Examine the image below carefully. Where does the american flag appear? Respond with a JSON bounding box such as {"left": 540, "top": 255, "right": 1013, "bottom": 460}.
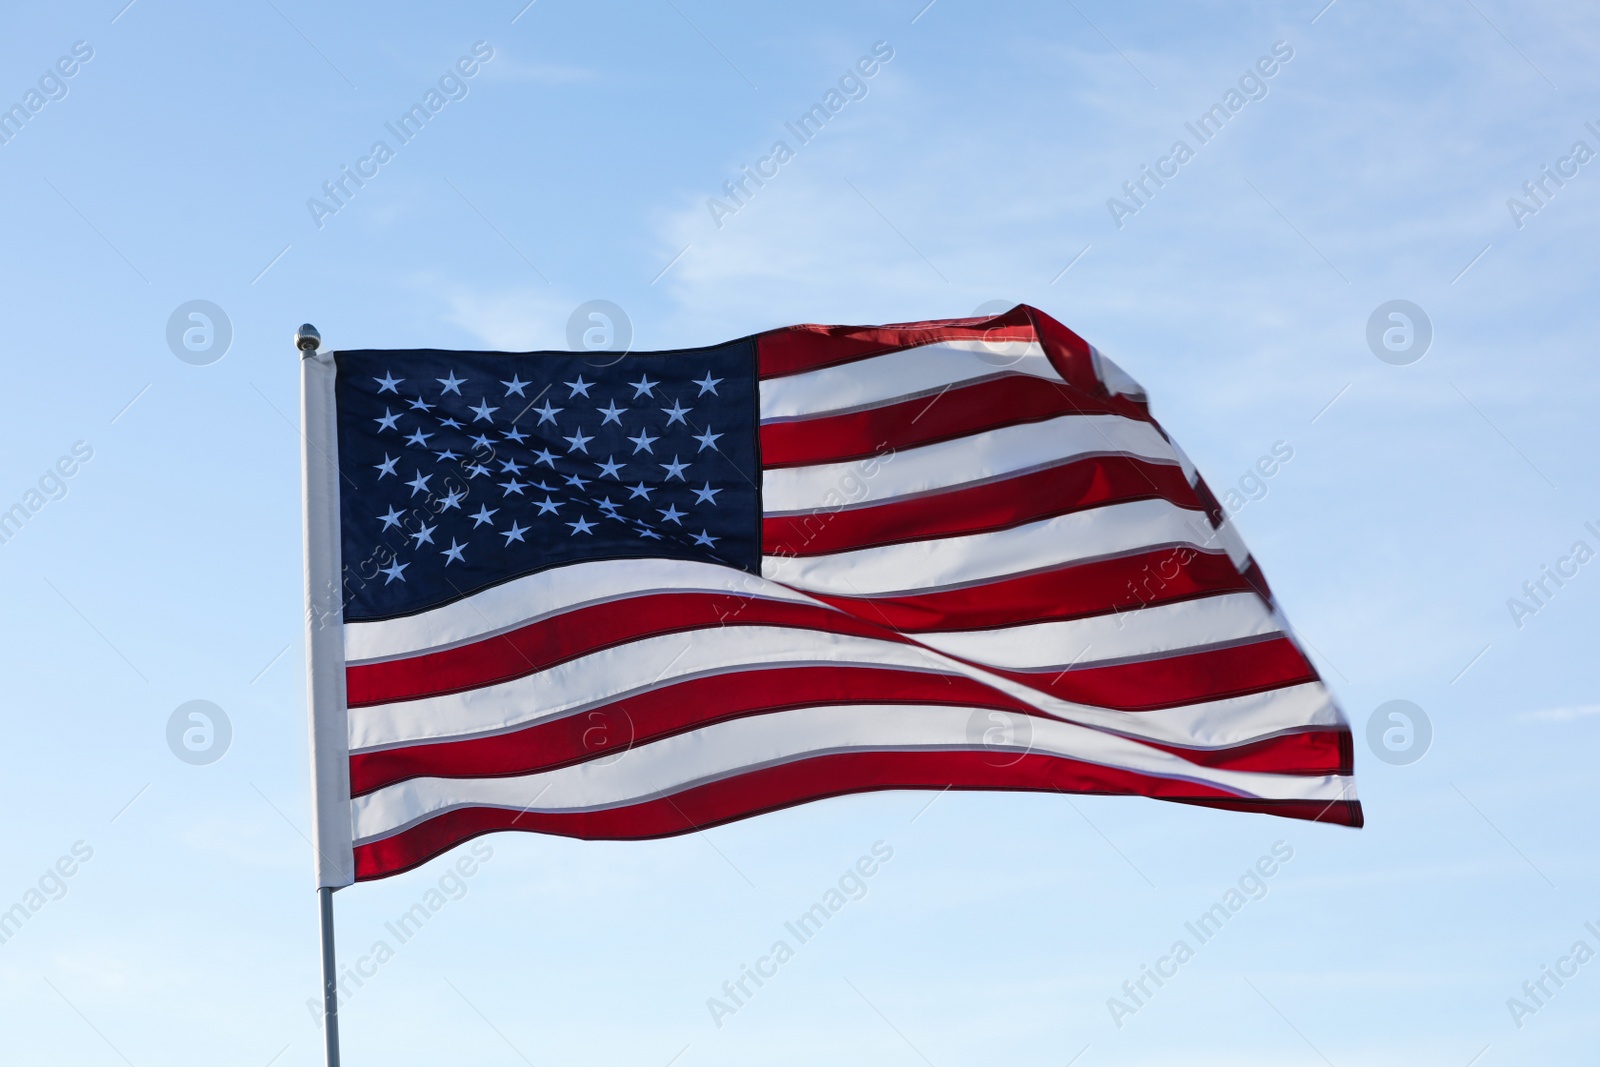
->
{"left": 309, "top": 305, "right": 1360, "bottom": 883}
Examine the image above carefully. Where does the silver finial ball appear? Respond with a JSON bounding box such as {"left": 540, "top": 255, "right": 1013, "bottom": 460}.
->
{"left": 295, "top": 324, "right": 322, "bottom": 352}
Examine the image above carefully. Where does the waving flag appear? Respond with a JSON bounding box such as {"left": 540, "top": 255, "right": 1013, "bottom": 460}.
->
{"left": 300, "top": 305, "right": 1360, "bottom": 886}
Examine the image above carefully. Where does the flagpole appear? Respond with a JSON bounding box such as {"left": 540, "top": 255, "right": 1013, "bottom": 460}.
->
{"left": 298, "top": 322, "right": 351, "bottom": 1067}
{"left": 318, "top": 885, "right": 341, "bottom": 1067}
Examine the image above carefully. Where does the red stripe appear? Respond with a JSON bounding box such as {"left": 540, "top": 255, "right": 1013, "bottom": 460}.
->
{"left": 1173, "top": 795, "right": 1363, "bottom": 828}
{"left": 349, "top": 535, "right": 1257, "bottom": 706}
{"left": 1143, "top": 726, "right": 1352, "bottom": 777}
{"left": 351, "top": 548, "right": 1264, "bottom": 708}
{"left": 755, "top": 305, "right": 1109, "bottom": 401}
{"left": 352, "top": 646, "right": 1345, "bottom": 795}
{"left": 350, "top": 581, "right": 1290, "bottom": 722}
{"left": 1190, "top": 473, "right": 1228, "bottom": 528}
{"left": 989, "top": 636, "right": 1318, "bottom": 711}
{"left": 756, "top": 313, "right": 1038, "bottom": 380}
{"left": 1241, "top": 558, "right": 1275, "bottom": 606}
{"left": 801, "top": 548, "right": 1255, "bottom": 631}
{"left": 347, "top": 593, "right": 893, "bottom": 708}
{"left": 763, "top": 456, "right": 1201, "bottom": 557}
{"left": 759, "top": 375, "right": 1153, "bottom": 468}
{"left": 351, "top": 666, "right": 1036, "bottom": 795}
{"left": 353, "top": 748, "right": 1361, "bottom": 880}
{"left": 1027, "top": 307, "right": 1107, "bottom": 396}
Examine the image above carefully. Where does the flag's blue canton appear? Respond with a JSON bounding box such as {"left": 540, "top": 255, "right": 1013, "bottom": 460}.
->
{"left": 334, "top": 344, "right": 760, "bottom": 621}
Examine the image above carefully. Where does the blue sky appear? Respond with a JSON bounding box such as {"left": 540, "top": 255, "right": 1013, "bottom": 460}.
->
{"left": 1, "top": 0, "right": 1597, "bottom": 1063}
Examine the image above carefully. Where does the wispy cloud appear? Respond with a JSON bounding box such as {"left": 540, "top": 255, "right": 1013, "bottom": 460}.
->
{"left": 1517, "top": 703, "right": 1600, "bottom": 723}
{"left": 479, "top": 59, "right": 597, "bottom": 85}
{"left": 441, "top": 285, "right": 577, "bottom": 350}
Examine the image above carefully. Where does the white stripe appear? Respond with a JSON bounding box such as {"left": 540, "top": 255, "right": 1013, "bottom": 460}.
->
{"left": 916, "top": 592, "right": 1278, "bottom": 670}
{"left": 352, "top": 626, "right": 960, "bottom": 751}
{"left": 1090, "top": 347, "right": 1146, "bottom": 402}
{"left": 762, "top": 414, "right": 1178, "bottom": 515}
{"left": 350, "top": 622, "right": 1314, "bottom": 755}
{"left": 1116, "top": 682, "right": 1342, "bottom": 749}
{"left": 344, "top": 525, "right": 1251, "bottom": 665}
{"left": 1166, "top": 438, "right": 1202, "bottom": 488}
{"left": 351, "top": 703, "right": 1356, "bottom": 844}
{"left": 1208, "top": 517, "right": 1251, "bottom": 569}
{"left": 759, "top": 339, "right": 1063, "bottom": 422}
{"left": 344, "top": 558, "right": 821, "bottom": 663}
{"left": 763, "top": 497, "right": 1244, "bottom": 597}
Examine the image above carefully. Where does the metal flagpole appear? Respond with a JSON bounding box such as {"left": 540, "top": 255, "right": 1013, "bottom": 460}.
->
{"left": 298, "top": 322, "right": 352, "bottom": 1067}
{"left": 317, "top": 885, "right": 341, "bottom": 1067}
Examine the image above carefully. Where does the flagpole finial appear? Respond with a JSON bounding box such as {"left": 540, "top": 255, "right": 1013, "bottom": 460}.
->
{"left": 296, "top": 323, "right": 322, "bottom": 355}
